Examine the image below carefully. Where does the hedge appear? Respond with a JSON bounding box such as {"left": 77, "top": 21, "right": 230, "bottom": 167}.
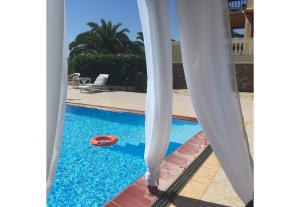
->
{"left": 69, "top": 54, "right": 147, "bottom": 91}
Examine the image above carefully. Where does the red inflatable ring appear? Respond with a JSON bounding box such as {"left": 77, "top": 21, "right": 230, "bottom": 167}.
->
{"left": 90, "top": 135, "right": 118, "bottom": 146}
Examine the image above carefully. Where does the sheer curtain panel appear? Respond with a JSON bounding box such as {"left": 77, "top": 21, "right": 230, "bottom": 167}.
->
{"left": 46, "top": 0, "right": 67, "bottom": 194}
{"left": 137, "top": 0, "right": 173, "bottom": 187}
{"left": 138, "top": 0, "right": 253, "bottom": 203}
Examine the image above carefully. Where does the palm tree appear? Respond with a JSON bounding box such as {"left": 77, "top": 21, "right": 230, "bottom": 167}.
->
{"left": 69, "top": 19, "right": 131, "bottom": 59}
{"left": 135, "top": 32, "right": 144, "bottom": 47}
{"left": 134, "top": 32, "right": 177, "bottom": 46}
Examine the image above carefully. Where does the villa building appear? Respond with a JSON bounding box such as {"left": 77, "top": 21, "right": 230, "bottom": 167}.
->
{"left": 172, "top": 0, "right": 254, "bottom": 92}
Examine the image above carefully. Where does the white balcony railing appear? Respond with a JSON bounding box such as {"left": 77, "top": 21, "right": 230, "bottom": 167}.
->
{"left": 172, "top": 38, "right": 253, "bottom": 64}
{"left": 232, "top": 38, "right": 253, "bottom": 56}
{"left": 232, "top": 38, "right": 253, "bottom": 63}
{"left": 228, "top": 0, "right": 247, "bottom": 10}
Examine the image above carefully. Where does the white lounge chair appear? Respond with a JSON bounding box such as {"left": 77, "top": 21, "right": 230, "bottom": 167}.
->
{"left": 67, "top": 73, "right": 81, "bottom": 88}
{"left": 79, "top": 74, "right": 109, "bottom": 93}
{"left": 68, "top": 73, "right": 80, "bottom": 81}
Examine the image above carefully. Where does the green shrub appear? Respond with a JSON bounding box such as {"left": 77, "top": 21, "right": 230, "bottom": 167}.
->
{"left": 69, "top": 54, "right": 147, "bottom": 91}
{"left": 136, "top": 72, "right": 147, "bottom": 92}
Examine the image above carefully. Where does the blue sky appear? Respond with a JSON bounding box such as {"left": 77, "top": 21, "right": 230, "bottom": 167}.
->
{"left": 66, "top": 0, "right": 244, "bottom": 44}
{"left": 66, "top": 0, "right": 180, "bottom": 43}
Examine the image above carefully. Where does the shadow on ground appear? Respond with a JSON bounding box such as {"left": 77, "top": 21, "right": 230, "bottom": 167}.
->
{"left": 170, "top": 195, "right": 230, "bottom": 207}
{"left": 154, "top": 190, "right": 230, "bottom": 207}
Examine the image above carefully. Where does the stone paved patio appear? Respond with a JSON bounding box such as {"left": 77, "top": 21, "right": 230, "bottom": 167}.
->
{"left": 67, "top": 87, "right": 253, "bottom": 207}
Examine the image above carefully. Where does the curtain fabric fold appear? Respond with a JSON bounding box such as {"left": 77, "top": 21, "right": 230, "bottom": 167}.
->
{"left": 138, "top": 0, "right": 253, "bottom": 203}
{"left": 46, "top": 0, "right": 67, "bottom": 193}
{"left": 175, "top": 0, "right": 253, "bottom": 203}
{"left": 137, "top": 0, "right": 173, "bottom": 187}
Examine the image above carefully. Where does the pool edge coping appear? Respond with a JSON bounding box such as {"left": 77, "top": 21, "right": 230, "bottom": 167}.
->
{"left": 66, "top": 102, "right": 198, "bottom": 122}
{"left": 103, "top": 132, "right": 210, "bottom": 207}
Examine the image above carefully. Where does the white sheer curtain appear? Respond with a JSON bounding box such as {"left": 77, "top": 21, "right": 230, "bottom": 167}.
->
{"left": 138, "top": 0, "right": 253, "bottom": 204}
{"left": 175, "top": 0, "right": 253, "bottom": 203}
{"left": 137, "top": 0, "right": 173, "bottom": 187}
{"left": 46, "top": 0, "right": 67, "bottom": 193}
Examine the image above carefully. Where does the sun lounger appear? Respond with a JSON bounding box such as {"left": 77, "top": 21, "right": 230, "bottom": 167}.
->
{"left": 78, "top": 74, "right": 109, "bottom": 93}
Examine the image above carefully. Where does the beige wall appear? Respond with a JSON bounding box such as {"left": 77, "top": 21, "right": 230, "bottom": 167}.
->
{"left": 244, "top": 17, "right": 252, "bottom": 38}
{"left": 247, "top": 0, "right": 253, "bottom": 9}
{"left": 245, "top": 0, "right": 254, "bottom": 38}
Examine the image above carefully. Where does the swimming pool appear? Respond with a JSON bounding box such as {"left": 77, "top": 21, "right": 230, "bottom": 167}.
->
{"left": 47, "top": 105, "right": 201, "bottom": 207}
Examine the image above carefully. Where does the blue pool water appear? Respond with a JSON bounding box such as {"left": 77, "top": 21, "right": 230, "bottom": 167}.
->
{"left": 47, "top": 105, "right": 201, "bottom": 207}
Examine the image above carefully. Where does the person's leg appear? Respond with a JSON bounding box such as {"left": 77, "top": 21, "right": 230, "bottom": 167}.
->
{"left": 175, "top": 0, "right": 253, "bottom": 203}
{"left": 137, "top": 0, "right": 173, "bottom": 192}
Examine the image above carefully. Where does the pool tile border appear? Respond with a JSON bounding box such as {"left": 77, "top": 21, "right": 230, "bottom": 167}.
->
{"left": 104, "top": 132, "right": 209, "bottom": 207}
{"left": 66, "top": 102, "right": 198, "bottom": 122}
{"left": 66, "top": 102, "right": 209, "bottom": 207}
